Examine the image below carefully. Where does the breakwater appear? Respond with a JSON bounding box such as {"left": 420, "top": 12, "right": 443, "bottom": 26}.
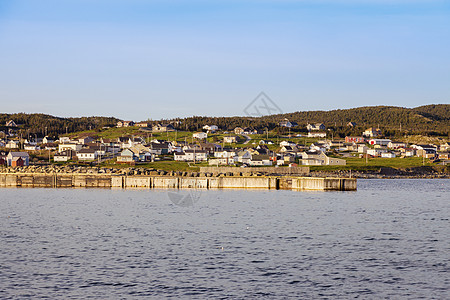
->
{"left": 0, "top": 172, "right": 356, "bottom": 191}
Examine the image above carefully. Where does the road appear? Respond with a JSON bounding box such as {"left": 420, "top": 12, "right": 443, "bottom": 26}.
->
{"left": 242, "top": 134, "right": 251, "bottom": 144}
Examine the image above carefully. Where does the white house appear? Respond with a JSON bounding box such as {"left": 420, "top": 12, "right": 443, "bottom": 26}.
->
{"left": 234, "top": 150, "right": 252, "bottom": 164}
{"left": 24, "top": 144, "right": 40, "bottom": 151}
{"left": 367, "top": 148, "right": 387, "bottom": 157}
{"left": 388, "top": 141, "right": 406, "bottom": 149}
{"left": 214, "top": 149, "right": 236, "bottom": 158}
{"left": 54, "top": 150, "right": 76, "bottom": 162}
{"left": 280, "top": 120, "right": 299, "bottom": 128}
{"left": 280, "top": 141, "right": 297, "bottom": 147}
{"left": 369, "top": 139, "right": 391, "bottom": 146}
{"left": 224, "top": 136, "right": 239, "bottom": 143}
{"left": 363, "top": 128, "right": 382, "bottom": 138}
{"left": 249, "top": 155, "right": 272, "bottom": 166}
{"left": 193, "top": 132, "right": 208, "bottom": 139}
{"left": 76, "top": 149, "right": 97, "bottom": 161}
{"left": 5, "top": 140, "right": 20, "bottom": 149}
{"left": 307, "top": 123, "right": 326, "bottom": 131}
{"left": 307, "top": 132, "right": 326, "bottom": 138}
{"left": 117, "top": 149, "right": 138, "bottom": 163}
{"left": 300, "top": 150, "right": 346, "bottom": 166}
{"left": 59, "top": 137, "right": 71, "bottom": 143}
{"left": 202, "top": 125, "right": 219, "bottom": 132}
{"left": 174, "top": 150, "right": 208, "bottom": 161}
{"left": 381, "top": 152, "right": 396, "bottom": 158}
{"left": 358, "top": 145, "right": 369, "bottom": 153}
{"left": 209, "top": 157, "right": 235, "bottom": 166}
{"left": 59, "top": 143, "right": 82, "bottom": 152}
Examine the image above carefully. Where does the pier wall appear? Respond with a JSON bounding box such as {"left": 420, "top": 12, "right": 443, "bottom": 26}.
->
{"left": 0, "top": 173, "right": 356, "bottom": 191}
{"left": 200, "top": 166, "right": 310, "bottom": 175}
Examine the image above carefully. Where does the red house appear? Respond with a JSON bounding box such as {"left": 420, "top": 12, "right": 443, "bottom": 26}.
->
{"left": 11, "top": 157, "right": 24, "bottom": 167}
{"left": 345, "top": 136, "right": 366, "bottom": 143}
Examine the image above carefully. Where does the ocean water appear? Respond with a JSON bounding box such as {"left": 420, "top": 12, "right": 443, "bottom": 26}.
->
{"left": 0, "top": 179, "right": 448, "bottom": 299}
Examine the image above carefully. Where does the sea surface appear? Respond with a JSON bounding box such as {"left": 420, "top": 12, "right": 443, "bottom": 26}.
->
{"left": 0, "top": 179, "right": 449, "bottom": 299}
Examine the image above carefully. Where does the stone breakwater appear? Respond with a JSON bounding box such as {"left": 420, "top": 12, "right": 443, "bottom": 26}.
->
{"left": 0, "top": 166, "right": 356, "bottom": 191}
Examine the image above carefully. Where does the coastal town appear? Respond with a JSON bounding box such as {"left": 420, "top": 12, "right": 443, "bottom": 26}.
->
{"left": 1, "top": 119, "right": 449, "bottom": 177}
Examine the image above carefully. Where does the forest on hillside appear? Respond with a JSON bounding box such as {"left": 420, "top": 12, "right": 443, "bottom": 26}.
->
{"left": 171, "top": 104, "right": 450, "bottom": 138}
{"left": 0, "top": 113, "right": 119, "bottom": 138}
{"left": 1, "top": 105, "right": 449, "bottom": 139}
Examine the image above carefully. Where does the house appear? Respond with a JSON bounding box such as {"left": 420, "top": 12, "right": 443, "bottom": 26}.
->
{"left": 209, "top": 157, "right": 235, "bottom": 166}
{"left": 300, "top": 150, "right": 346, "bottom": 166}
{"left": 280, "top": 141, "right": 297, "bottom": 147}
{"left": 381, "top": 152, "right": 396, "bottom": 158}
{"left": 79, "top": 136, "right": 95, "bottom": 145}
{"left": 117, "top": 137, "right": 133, "bottom": 149}
{"left": 244, "top": 128, "right": 260, "bottom": 135}
{"left": 234, "top": 127, "right": 244, "bottom": 134}
{"left": 54, "top": 150, "right": 76, "bottom": 162}
{"left": 400, "top": 148, "right": 416, "bottom": 157}
{"left": 76, "top": 148, "right": 97, "bottom": 161}
{"left": 202, "top": 125, "right": 219, "bottom": 132}
{"left": 345, "top": 136, "right": 366, "bottom": 143}
{"left": 131, "top": 137, "right": 145, "bottom": 146}
{"left": 307, "top": 123, "right": 326, "bottom": 131}
{"left": 234, "top": 150, "right": 252, "bottom": 164}
{"left": 152, "top": 123, "right": 175, "bottom": 132}
{"left": 310, "top": 142, "right": 329, "bottom": 152}
{"left": 363, "top": 127, "right": 382, "bottom": 138}
{"left": 224, "top": 136, "right": 240, "bottom": 143}
{"left": 5, "top": 120, "right": 18, "bottom": 127}
{"left": 279, "top": 119, "right": 298, "bottom": 128}
{"left": 439, "top": 143, "right": 450, "bottom": 151}
{"left": 42, "top": 136, "right": 54, "bottom": 144}
{"left": 258, "top": 140, "right": 273, "bottom": 145}
{"left": 117, "top": 121, "right": 135, "bottom": 127}
{"left": 200, "top": 142, "right": 221, "bottom": 154}
{"left": 174, "top": 150, "right": 208, "bottom": 162}
{"left": 347, "top": 122, "right": 357, "bottom": 127}
{"left": 438, "top": 151, "right": 450, "bottom": 160}
{"left": 388, "top": 141, "right": 406, "bottom": 149}
{"left": 369, "top": 139, "right": 391, "bottom": 146}
{"left": 136, "top": 122, "right": 150, "bottom": 128}
{"left": 214, "top": 149, "right": 236, "bottom": 158}
{"left": 59, "top": 143, "right": 83, "bottom": 152}
{"left": 6, "top": 152, "right": 30, "bottom": 166}
{"left": 249, "top": 155, "right": 272, "bottom": 166}
{"left": 24, "top": 144, "right": 40, "bottom": 151}
{"left": 5, "top": 140, "right": 20, "bottom": 149}
{"left": 412, "top": 145, "right": 438, "bottom": 158}
{"left": 367, "top": 148, "right": 387, "bottom": 157}
{"left": 149, "top": 142, "right": 171, "bottom": 155}
{"left": 280, "top": 145, "right": 295, "bottom": 153}
{"left": 358, "top": 144, "right": 369, "bottom": 153}
{"left": 86, "top": 143, "right": 107, "bottom": 156}
{"left": 59, "top": 137, "right": 71, "bottom": 143}
{"left": 117, "top": 149, "right": 138, "bottom": 163}
{"left": 307, "top": 132, "right": 326, "bottom": 138}
{"left": 193, "top": 132, "right": 208, "bottom": 139}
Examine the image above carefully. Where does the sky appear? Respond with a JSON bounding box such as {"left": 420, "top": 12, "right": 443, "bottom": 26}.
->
{"left": 0, "top": 0, "right": 449, "bottom": 121}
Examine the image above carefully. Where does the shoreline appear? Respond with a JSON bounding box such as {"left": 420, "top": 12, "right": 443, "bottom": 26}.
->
{"left": 0, "top": 165, "right": 448, "bottom": 179}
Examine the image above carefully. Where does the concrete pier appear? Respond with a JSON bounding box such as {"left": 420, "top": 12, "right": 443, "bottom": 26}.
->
{"left": 0, "top": 172, "right": 356, "bottom": 191}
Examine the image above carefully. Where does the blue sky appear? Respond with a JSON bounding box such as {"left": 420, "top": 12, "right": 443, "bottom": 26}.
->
{"left": 0, "top": 0, "right": 449, "bottom": 120}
